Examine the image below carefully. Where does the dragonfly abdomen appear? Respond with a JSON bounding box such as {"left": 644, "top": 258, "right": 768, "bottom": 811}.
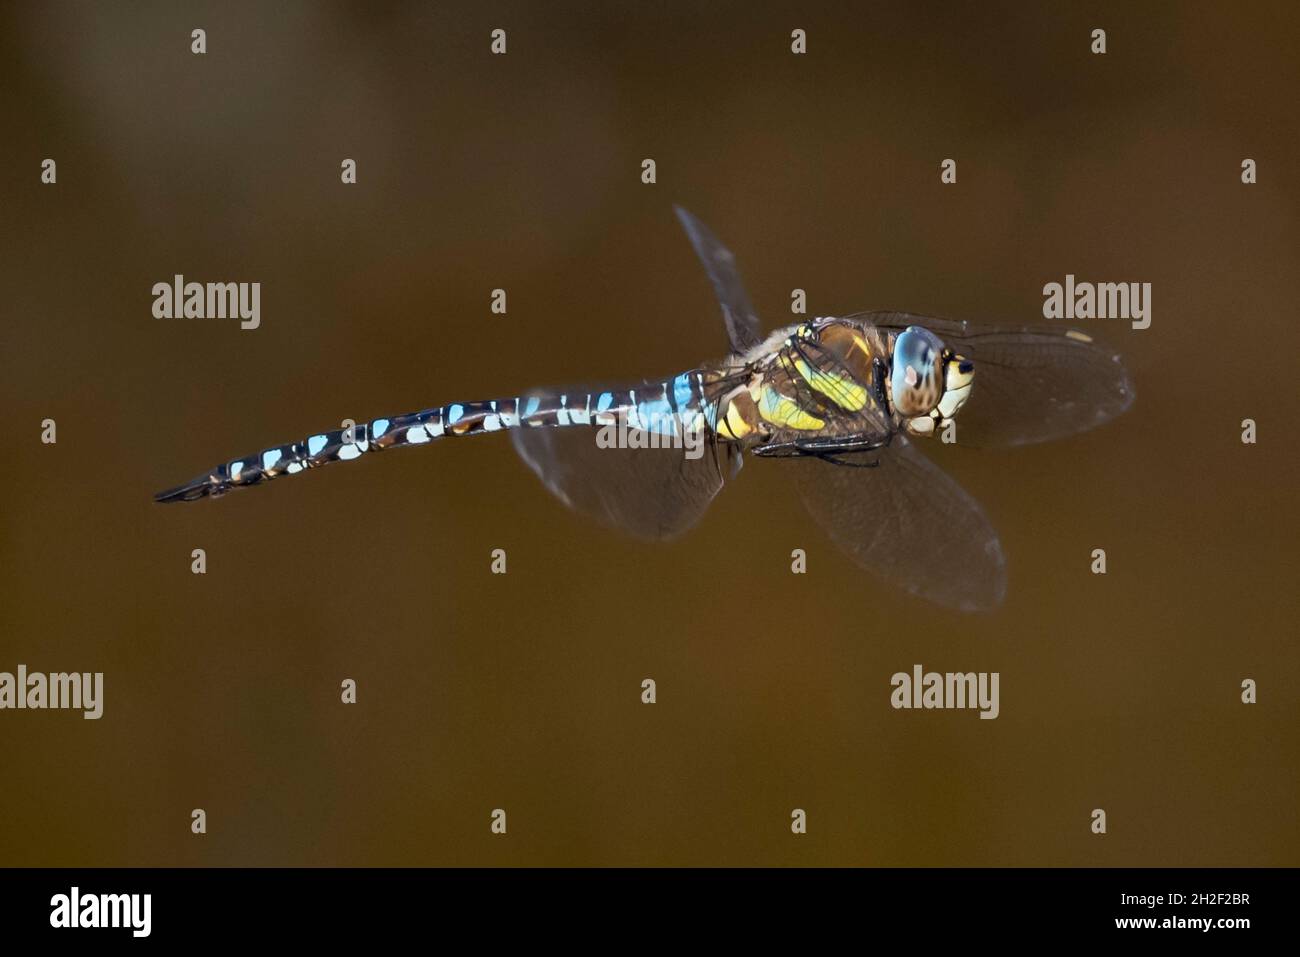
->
{"left": 154, "top": 373, "right": 714, "bottom": 503}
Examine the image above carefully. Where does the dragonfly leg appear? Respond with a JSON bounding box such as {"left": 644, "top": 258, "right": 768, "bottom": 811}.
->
{"left": 753, "top": 431, "right": 894, "bottom": 460}
{"left": 813, "top": 451, "right": 882, "bottom": 468}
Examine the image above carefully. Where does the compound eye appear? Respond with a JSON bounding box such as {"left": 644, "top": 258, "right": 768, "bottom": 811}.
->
{"left": 891, "top": 327, "right": 944, "bottom": 415}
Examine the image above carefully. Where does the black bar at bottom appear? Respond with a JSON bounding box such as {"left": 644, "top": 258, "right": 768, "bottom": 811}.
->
{"left": 0, "top": 867, "right": 1288, "bottom": 943}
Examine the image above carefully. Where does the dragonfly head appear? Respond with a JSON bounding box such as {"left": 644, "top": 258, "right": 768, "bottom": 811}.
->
{"left": 890, "top": 326, "right": 975, "bottom": 437}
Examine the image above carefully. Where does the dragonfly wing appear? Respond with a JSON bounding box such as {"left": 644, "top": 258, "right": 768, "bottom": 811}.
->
{"left": 674, "top": 205, "right": 764, "bottom": 355}
{"left": 850, "top": 311, "right": 1135, "bottom": 447}
{"left": 512, "top": 404, "right": 739, "bottom": 542}
{"left": 794, "top": 435, "right": 1006, "bottom": 612}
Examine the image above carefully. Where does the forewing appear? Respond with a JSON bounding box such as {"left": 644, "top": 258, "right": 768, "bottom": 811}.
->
{"left": 794, "top": 435, "right": 1006, "bottom": 612}
{"left": 674, "top": 205, "right": 764, "bottom": 355}
{"left": 851, "top": 311, "right": 1135, "bottom": 447}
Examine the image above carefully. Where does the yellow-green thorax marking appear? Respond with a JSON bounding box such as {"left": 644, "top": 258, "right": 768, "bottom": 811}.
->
{"left": 713, "top": 319, "right": 887, "bottom": 443}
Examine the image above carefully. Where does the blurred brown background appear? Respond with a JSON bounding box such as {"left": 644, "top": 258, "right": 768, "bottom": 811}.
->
{"left": 1, "top": 1, "right": 1296, "bottom": 866}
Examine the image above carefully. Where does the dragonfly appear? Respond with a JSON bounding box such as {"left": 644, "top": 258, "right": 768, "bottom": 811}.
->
{"left": 156, "top": 206, "right": 1134, "bottom": 611}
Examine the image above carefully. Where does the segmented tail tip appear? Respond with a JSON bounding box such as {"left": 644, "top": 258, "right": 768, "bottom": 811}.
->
{"left": 154, "top": 474, "right": 224, "bottom": 503}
